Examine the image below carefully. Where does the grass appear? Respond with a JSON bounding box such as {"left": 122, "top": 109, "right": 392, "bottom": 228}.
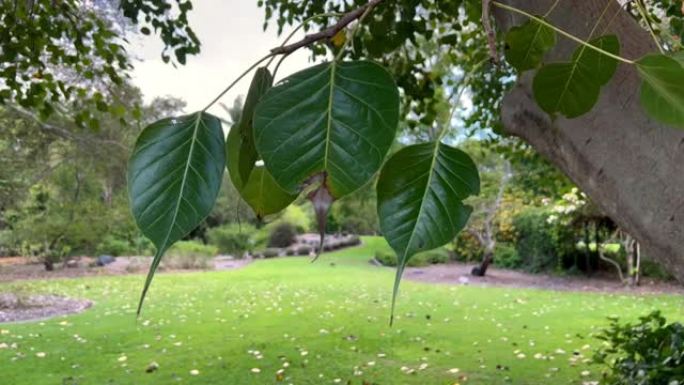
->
{"left": 0, "top": 236, "right": 683, "bottom": 385}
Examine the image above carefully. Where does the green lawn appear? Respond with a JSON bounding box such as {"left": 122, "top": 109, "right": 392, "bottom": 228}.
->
{"left": 1, "top": 237, "right": 683, "bottom": 385}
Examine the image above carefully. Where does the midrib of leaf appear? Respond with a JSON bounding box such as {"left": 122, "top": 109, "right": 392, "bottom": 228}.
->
{"left": 137, "top": 112, "right": 203, "bottom": 315}
{"left": 554, "top": 47, "right": 586, "bottom": 112}
{"left": 323, "top": 61, "right": 337, "bottom": 172}
{"left": 390, "top": 141, "right": 441, "bottom": 325}
{"left": 521, "top": 23, "right": 545, "bottom": 66}
{"left": 639, "top": 66, "right": 684, "bottom": 116}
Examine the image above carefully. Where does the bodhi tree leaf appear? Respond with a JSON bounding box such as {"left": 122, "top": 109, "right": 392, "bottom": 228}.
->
{"left": 226, "top": 124, "right": 297, "bottom": 220}
{"left": 377, "top": 142, "right": 480, "bottom": 323}
{"left": 236, "top": 67, "right": 273, "bottom": 184}
{"left": 504, "top": 17, "right": 557, "bottom": 72}
{"left": 533, "top": 35, "right": 620, "bottom": 118}
{"left": 253, "top": 60, "right": 399, "bottom": 251}
{"left": 254, "top": 61, "right": 399, "bottom": 197}
{"left": 240, "top": 166, "right": 298, "bottom": 220}
{"left": 128, "top": 112, "right": 225, "bottom": 314}
{"left": 637, "top": 54, "right": 684, "bottom": 128}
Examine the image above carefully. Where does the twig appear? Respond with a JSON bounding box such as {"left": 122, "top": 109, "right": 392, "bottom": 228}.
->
{"left": 482, "top": 0, "right": 499, "bottom": 63}
{"left": 270, "top": 0, "right": 385, "bottom": 56}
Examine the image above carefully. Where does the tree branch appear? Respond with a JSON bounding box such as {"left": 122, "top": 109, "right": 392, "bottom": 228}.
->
{"left": 270, "top": 0, "right": 385, "bottom": 56}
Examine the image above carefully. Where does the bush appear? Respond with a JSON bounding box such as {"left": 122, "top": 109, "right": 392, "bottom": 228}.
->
{"left": 296, "top": 245, "right": 312, "bottom": 256}
{"left": 163, "top": 241, "right": 217, "bottom": 270}
{"left": 512, "top": 207, "right": 561, "bottom": 272}
{"left": 263, "top": 248, "right": 281, "bottom": 258}
{"left": 207, "top": 224, "right": 255, "bottom": 258}
{"left": 268, "top": 223, "right": 297, "bottom": 248}
{"left": 374, "top": 248, "right": 449, "bottom": 267}
{"left": 95, "top": 235, "right": 132, "bottom": 257}
{"left": 594, "top": 311, "right": 684, "bottom": 384}
{"left": 494, "top": 243, "right": 522, "bottom": 269}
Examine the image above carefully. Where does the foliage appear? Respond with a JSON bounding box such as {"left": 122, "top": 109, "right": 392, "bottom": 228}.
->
{"left": 511, "top": 207, "right": 560, "bottom": 273}
{"left": 268, "top": 222, "right": 298, "bottom": 248}
{"left": 493, "top": 242, "right": 522, "bottom": 269}
{"left": 206, "top": 223, "right": 256, "bottom": 258}
{"left": 262, "top": 248, "right": 281, "bottom": 258}
{"left": 95, "top": 236, "right": 133, "bottom": 257}
{"left": 374, "top": 248, "right": 449, "bottom": 268}
{"left": 164, "top": 240, "right": 217, "bottom": 270}
{"left": 594, "top": 311, "right": 684, "bottom": 384}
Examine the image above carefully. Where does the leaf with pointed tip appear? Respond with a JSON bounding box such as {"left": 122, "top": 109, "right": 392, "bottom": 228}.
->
{"left": 253, "top": 60, "right": 400, "bottom": 199}
{"left": 504, "top": 17, "right": 556, "bottom": 72}
{"left": 128, "top": 111, "right": 225, "bottom": 314}
{"left": 377, "top": 142, "right": 479, "bottom": 323}
{"left": 533, "top": 35, "right": 620, "bottom": 118}
{"left": 637, "top": 54, "right": 684, "bottom": 128}
{"left": 240, "top": 166, "right": 298, "bottom": 219}
{"left": 236, "top": 67, "right": 273, "bottom": 184}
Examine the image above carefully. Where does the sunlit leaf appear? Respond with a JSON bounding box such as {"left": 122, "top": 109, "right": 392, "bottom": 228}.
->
{"left": 128, "top": 111, "right": 225, "bottom": 314}
{"left": 377, "top": 142, "right": 479, "bottom": 323}
{"left": 637, "top": 54, "right": 684, "bottom": 128}
{"left": 504, "top": 17, "right": 556, "bottom": 72}
{"left": 240, "top": 166, "right": 298, "bottom": 219}
{"left": 236, "top": 68, "right": 273, "bottom": 184}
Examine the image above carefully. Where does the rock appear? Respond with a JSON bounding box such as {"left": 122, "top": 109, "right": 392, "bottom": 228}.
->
{"left": 146, "top": 361, "right": 159, "bottom": 373}
{"left": 65, "top": 259, "right": 79, "bottom": 268}
{"left": 96, "top": 255, "right": 115, "bottom": 266}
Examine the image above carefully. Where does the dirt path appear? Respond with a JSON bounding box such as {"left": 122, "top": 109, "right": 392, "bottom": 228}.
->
{"left": 404, "top": 262, "right": 684, "bottom": 295}
{"left": 0, "top": 256, "right": 252, "bottom": 283}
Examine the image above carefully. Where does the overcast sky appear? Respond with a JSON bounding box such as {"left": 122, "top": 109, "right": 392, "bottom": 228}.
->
{"left": 129, "top": 0, "right": 312, "bottom": 118}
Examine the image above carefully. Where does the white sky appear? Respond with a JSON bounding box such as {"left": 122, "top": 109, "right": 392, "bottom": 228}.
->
{"left": 129, "top": 0, "right": 312, "bottom": 119}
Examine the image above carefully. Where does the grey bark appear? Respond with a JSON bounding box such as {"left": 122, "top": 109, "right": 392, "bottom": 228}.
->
{"left": 494, "top": 0, "right": 684, "bottom": 282}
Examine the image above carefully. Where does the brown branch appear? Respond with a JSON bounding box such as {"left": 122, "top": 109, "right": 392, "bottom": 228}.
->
{"left": 270, "top": 0, "right": 385, "bottom": 56}
{"left": 482, "top": 0, "right": 499, "bottom": 63}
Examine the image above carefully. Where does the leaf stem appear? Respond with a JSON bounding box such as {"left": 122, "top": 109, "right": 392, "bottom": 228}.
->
{"left": 202, "top": 53, "right": 274, "bottom": 112}
{"left": 635, "top": 0, "right": 664, "bottom": 54}
{"left": 491, "top": 1, "right": 635, "bottom": 65}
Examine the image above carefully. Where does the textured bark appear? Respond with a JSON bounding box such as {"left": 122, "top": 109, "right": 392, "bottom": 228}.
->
{"left": 494, "top": 0, "right": 684, "bottom": 281}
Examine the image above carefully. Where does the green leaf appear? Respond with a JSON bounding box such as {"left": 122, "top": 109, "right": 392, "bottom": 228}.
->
{"left": 226, "top": 124, "right": 244, "bottom": 190}
{"left": 504, "top": 17, "right": 557, "bottom": 72}
{"left": 236, "top": 67, "right": 273, "bottom": 184}
{"left": 637, "top": 54, "right": 684, "bottom": 128}
{"left": 226, "top": 125, "right": 297, "bottom": 219}
{"left": 571, "top": 35, "right": 620, "bottom": 85}
{"left": 533, "top": 35, "right": 620, "bottom": 118}
{"left": 253, "top": 60, "right": 400, "bottom": 199}
{"left": 377, "top": 142, "right": 479, "bottom": 323}
{"left": 240, "top": 166, "right": 298, "bottom": 220}
{"left": 128, "top": 112, "right": 225, "bottom": 314}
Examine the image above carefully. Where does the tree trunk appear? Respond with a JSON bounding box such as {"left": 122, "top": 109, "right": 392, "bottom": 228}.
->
{"left": 494, "top": 0, "right": 684, "bottom": 282}
{"left": 472, "top": 250, "right": 494, "bottom": 277}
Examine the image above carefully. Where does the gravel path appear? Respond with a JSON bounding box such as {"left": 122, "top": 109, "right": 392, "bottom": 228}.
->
{"left": 403, "top": 262, "right": 684, "bottom": 295}
{"left": 0, "top": 293, "right": 92, "bottom": 323}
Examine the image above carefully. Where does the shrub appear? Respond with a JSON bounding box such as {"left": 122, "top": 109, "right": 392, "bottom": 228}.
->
{"left": 163, "top": 241, "right": 217, "bottom": 270}
{"left": 268, "top": 223, "right": 297, "bottom": 248}
{"left": 207, "top": 223, "right": 255, "bottom": 258}
{"left": 296, "top": 245, "right": 312, "bottom": 256}
{"left": 285, "top": 247, "right": 296, "bottom": 256}
{"left": 263, "top": 248, "right": 281, "bottom": 258}
{"left": 95, "top": 235, "right": 132, "bottom": 257}
{"left": 512, "top": 207, "right": 559, "bottom": 272}
{"left": 494, "top": 243, "right": 522, "bottom": 269}
{"left": 594, "top": 311, "right": 684, "bottom": 384}
{"left": 374, "top": 249, "right": 448, "bottom": 267}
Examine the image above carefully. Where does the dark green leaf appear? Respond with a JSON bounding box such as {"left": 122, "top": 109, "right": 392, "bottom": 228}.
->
{"left": 128, "top": 112, "right": 225, "bottom": 314}
{"left": 637, "top": 54, "right": 684, "bottom": 129}
{"left": 533, "top": 35, "right": 620, "bottom": 118}
{"left": 236, "top": 68, "right": 273, "bottom": 184}
{"left": 504, "top": 17, "right": 556, "bottom": 72}
{"left": 377, "top": 142, "right": 479, "bottom": 323}
{"left": 253, "top": 61, "right": 400, "bottom": 199}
